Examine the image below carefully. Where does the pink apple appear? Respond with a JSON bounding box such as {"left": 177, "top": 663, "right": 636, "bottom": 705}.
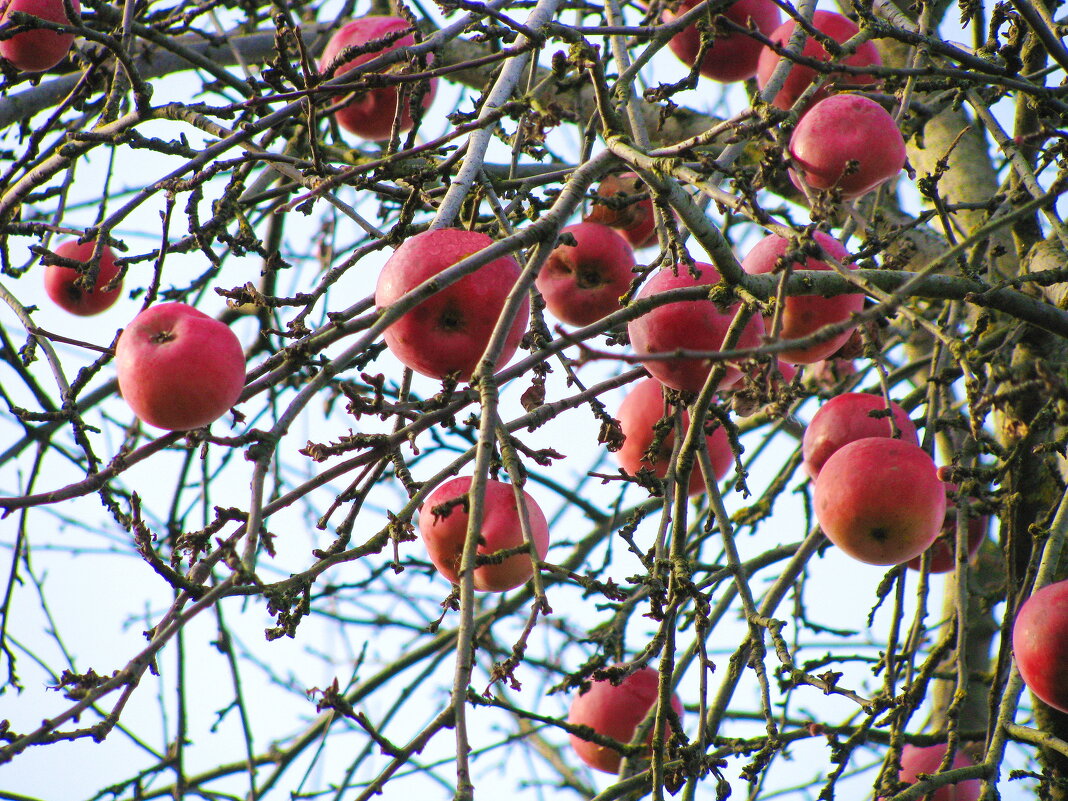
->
{"left": 568, "top": 666, "right": 684, "bottom": 774}
{"left": 375, "top": 228, "right": 528, "bottom": 381}
{"left": 628, "top": 263, "right": 766, "bottom": 393}
{"left": 0, "top": 0, "right": 79, "bottom": 73}
{"left": 1013, "top": 578, "right": 1068, "bottom": 714}
{"left": 535, "top": 222, "right": 635, "bottom": 327}
{"left": 905, "top": 484, "right": 987, "bottom": 574}
{"left": 814, "top": 437, "right": 945, "bottom": 566}
{"left": 663, "top": 0, "right": 781, "bottom": 83}
{"left": 319, "top": 15, "right": 437, "bottom": 141}
{"left": 418, "top": 476, "right": 549, "bottom": 593}
{"left": 614, "top": 377, "right": 732, "bottom": 495}
{"left": 43, "top": 239, "right": 122, "bottom": 316}
{"left": 756, "top": 10, "right": 881, "bottom": 111}
{"left": 584, "top": 173, "right": 658, "bottom": 250}
{"left": 115, "top": 303, "right": 246, "bottom": 431}
{"left": 802, "top": 392, "right": 917, "bottom": 478}
{"left": 789, "top": 94, "right": 906, "bottom": 199}
{"left": 895, "top": 744, "right": 982, "bottom": 801}
{"left": 741, "top": 231, "right": 864, "bottom": 364}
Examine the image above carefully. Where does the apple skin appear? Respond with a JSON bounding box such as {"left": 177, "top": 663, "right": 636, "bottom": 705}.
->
{"left": 0, "top": 0, "right": 79, "bottom": 73}
{"left": 535, "top": 222, "right": 635, "bottom": 327}
{"left": 789, "top": 94, "right": 906, "bottom": 200}
{"left": 905, "top": 484, "right": 987, "bottom": 574}
{"left": 756, "top": 10, "right": 881, "bottom": 111}
{"left": 615, "top": 377, "right": 732, "bottom": 495}
{"left": 115, "top": 303, "right": 246, "bottom": 431}
{"left": 43, "top": 239, "right": 122, "bottom": 316}
{"left": 814, "top": 437, "right": 945, "bottom": 566}
{"left": 319, "top": 16, "right": 437, "bottom": 141}
{"left": 802, "top": 392, "right": 917, "bottom": 479}
{"left": 375, "top": 228, "right": 528, "bottom": 381}
{"left": 584, "top": 173, "right": 658, "bottom": 250}
{"left": 627, "top": 263, "right": 766, "bottom": 394}
{"left": 663, "top": 0, "right": 781, "bottom": 83}
{"left": 418, "top": 476, "right": 549, "bottom": 593}
{"left": 568, "top": 666, "right": 684, "bottom": 774}
{"left": 741, "top": 232, "right": 863, "bottom": 364}
{"left": 893, "top": 744, "right": 982, "bottom": 801}
{"left": 1013, "top": 578, "right": 1068, "bottom": 714}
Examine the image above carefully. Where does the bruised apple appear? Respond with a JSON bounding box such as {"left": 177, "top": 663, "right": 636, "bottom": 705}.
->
{"left": 44, "top": 239, "right": 122, "bottom": 316}
{"left": 116, "top": 303, "right": 246, "bottom": 431}
{"left": 319, "top": 15, "right": 437, "bottom": 140}
{"left": 905, "top": 484, "right": 987, "bottom": 574}
{"left": 814, "top": 437, "right": 945, "bottom": 566}
{"left": 627, "top": 264, "right": 766, "bottom": 393}
{"left": 615, "top": 377, "right": 732, "bottom": 495}
{"left": 741, "top": 231, "right": 863, "bottom": 364}
{"left": 1013, "top": 578, "right": 1068, "bottom": 714}
{"left": 0, "top": 0, "right": 79, "bottom": 73}
{"left": 663, "top": 0, "right": 781, "bottom": 83}
{"left": 802, "top": 392, "right": 917, "bottom": 478}
{"left": 375, "top": 228, "right": 528, "bottom": 381}
{"left": 418, "top": 476, "right": 549, "bottom": 592}
{"left": 789, "top": 94, "right": 907, "bottom": 200}
{"left": 535, "top": 222, "right": 635, "bottom": 326}
{"left": 584, "top": 173, "right": 657, "bottom": 249}
{"left": 756, "top": 10, "right": 881, "bottom": 110}
{"left": 568, "top": 666, "right": 684, "bottom": 774}
{"left": 895, "top": 744, "right": 982, "bottom": 801}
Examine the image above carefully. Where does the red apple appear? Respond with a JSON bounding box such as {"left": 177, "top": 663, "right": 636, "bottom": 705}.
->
{"left": 905, "top": 484, "right": 987, "bottom": 573}
{"left": 789, "top": 94, "right": 906, "bottom": 200}
{"left": 115, "top": 303, "right": 246, "bottom": 431}
{"left": 319, "top": 15, "right": 437, "bottom": 141}
{"left": 627, "top": 263, "right": 766, "bottom": 393}
{"left": 418, "top": 476, "right": 549, "bottom": 593}
{"left": 535, "top": 222, "right": 635, "bottom": 326}
{"left": 814, "top": 437, "right": 945, "bottom": 566}
{"left": 584, "top": 173, "right": 658, "bottom": 250}
{"left": 756, "top": 10, "right": 881, "bottom": 111}
{"left": 802, "top": 392, "right": 917, "bottom": 479}
{"left": 614, "top": 377, "right": 732, "bottom": 495}
{"left": 663, "top": 0, "right": 781, "bottom": 83}
{"left": 568, "top": 666, "right": 684, "bottom": 774}
{"left": 1013, "top": 578, "right": 1068, "bottom": 714}
{"left": 43, "top": 239, "right": 122, "bottom": 316}
{"left": 741, "top": 231, "right": 864, "bottom": 364}
{"left": 375, "top": 228, "right": 528, "bottom": 381}
{"left": 0, "top": 0, "right": 79, "bottom": 73}
{"left": 895, "top": 744, "right": 982, "bottom": 801}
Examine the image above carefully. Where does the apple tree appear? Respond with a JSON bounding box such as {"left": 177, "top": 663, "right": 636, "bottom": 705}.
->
{"left": 1, "top": 0, "right": 1067, "bottom": 799}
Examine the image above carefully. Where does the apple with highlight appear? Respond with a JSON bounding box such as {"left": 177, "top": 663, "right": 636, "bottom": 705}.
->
{"left": 375, "top": 228, "right": 528, "bottom": 381}
{"left": 116, "top": 303, "right": 246, "bottom": 431}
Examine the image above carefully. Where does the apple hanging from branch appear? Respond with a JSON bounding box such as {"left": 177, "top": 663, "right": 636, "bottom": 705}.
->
{"left": 43, "top": 239, "right": 123, "bottom": 316}
{"left": 418, "top": 476, "right": 549, "bottom": 593}
{"left": 115, "top": 303, "right": 246, "bottom": 431}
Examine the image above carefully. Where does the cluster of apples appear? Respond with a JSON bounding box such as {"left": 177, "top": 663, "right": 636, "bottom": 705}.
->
{"left": 803, "top": 392, "right": 993, "bottom": 575}
{"left": 0, "top": 0, "right": 80, "bottom": 72}
{"left": 665, "top": 2, "right": 905, "bottom": 201}
{"left": 804, "top": 392, "right": 963, "bottom": 568}
{"left": 42, "top": 238, "right": 247, "bottom": 432}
